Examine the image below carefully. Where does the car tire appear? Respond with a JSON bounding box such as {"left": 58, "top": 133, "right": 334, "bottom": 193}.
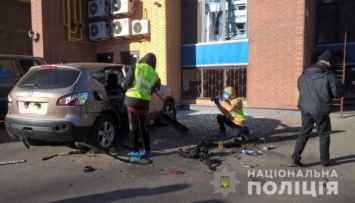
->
{"left": 89, "top": 114, "right": 117, "bottom": 151}
{"left": 154, "top": 102, "right": 177, "bottom": 126}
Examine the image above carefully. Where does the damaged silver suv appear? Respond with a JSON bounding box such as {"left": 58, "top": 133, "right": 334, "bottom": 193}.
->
{"left": 5, "top": 63, "right": 176, "bottom": 150}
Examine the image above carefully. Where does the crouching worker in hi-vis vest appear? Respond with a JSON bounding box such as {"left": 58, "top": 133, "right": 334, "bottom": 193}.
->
{"left": 121, "top": 53, "right": 161, "bottom": 160}
{"left": 213, "top": 87, "right": 249, "bottom": 139}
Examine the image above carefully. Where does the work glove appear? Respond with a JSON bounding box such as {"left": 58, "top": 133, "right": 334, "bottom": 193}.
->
{"left": 217, "top": 95, "right": 223, "bottom": 102}
{"left": 213, "top": 98, "right": 220, "bottom": 106}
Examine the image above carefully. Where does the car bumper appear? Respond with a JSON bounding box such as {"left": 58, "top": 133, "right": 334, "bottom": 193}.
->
{"left": 5, "top": 117, "right": 91, "bottom": 142}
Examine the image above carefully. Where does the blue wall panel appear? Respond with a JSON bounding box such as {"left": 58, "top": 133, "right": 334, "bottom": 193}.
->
{"left": 195, "top": 45, "right": 203, "bottom": 65}
{"left": 181, "top": 41, "right": 249, "bottom": 67}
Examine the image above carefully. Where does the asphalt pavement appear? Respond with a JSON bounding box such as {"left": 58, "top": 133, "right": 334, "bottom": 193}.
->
{"left": 0, "top": 105, "right": 354, "bottom": 203}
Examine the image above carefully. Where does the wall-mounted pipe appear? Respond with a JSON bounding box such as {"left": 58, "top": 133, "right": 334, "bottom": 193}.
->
{"left": 144, "top": 8, "right": 147, "bottom": 19}
{"left": 62, "top": 0, "right": 77, "bottom": 34}
{"left": 62, "top": 0, "right": 94, "bottom": 44}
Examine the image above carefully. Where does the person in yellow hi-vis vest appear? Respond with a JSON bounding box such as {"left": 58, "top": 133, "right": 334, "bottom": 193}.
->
{"left": 213, "top": 86, "right": 249, "bottom": 138}
{"left": 121, "top": 53, "right": 161, "bottom": 160}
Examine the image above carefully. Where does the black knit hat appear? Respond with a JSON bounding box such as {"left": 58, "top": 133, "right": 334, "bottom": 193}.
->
{"left": 139, "top": 53, "right": 157, "bottom": 69}
{"left": 318, "top": 50, "right": 332, "bottom": 63}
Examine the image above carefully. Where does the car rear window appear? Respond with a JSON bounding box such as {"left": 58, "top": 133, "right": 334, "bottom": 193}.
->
{"left": 17, "top": 68, "right": 80, "bottom": 89}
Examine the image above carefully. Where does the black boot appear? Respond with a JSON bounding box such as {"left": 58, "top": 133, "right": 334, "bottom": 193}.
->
{"left": 292, "top": 157, "right": 304, "bottom": 167}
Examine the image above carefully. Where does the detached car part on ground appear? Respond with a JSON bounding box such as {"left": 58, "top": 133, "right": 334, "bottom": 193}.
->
{"left": 5, "top": 63, "right": 176, "bottom": 151}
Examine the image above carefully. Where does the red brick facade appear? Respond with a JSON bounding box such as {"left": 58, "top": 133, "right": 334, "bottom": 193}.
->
{"left": 31, "top": 0, "right": 96, "bottom": 63}
{"left": 0, "top": 1, "right": 32, "bottom": 55}
{"left": 95, "top": 0, "right": 182, "bottom": 102}
{"left": 2, "top": 0, "right": 318, "bottom": 108}
{"left": 247, "top": 0, "right": 316, "bottom": 109}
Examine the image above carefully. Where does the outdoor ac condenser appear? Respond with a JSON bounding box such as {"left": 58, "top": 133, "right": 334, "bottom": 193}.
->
{"left": 112, "top": 18, "right": 132, "bottom": 37}
{"left": 88, "top": 0, "right": 110, "bottom": 19}
{"left": 89, "top": 21, "right": 111, "bottom": 40}
{"left": 111, "top": 0, "right": 134, "bottom": 16}
{"left": 132, "top": 19, "right": 149, "bottom": 36}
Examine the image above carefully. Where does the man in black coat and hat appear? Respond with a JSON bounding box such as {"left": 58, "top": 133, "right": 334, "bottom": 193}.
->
{"left": 292, "top": 50, "right": 346, "bottom": 167}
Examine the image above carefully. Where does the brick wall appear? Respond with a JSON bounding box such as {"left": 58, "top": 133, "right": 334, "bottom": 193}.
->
{"left": 247, "top": 0, "right": 307, "bottom": 110}
{"left": 304, "top": 0, "right": 317, "bottom": 68}
{"left": 29, "top": 0, "right": 181, "bottom": 102}
{"left": 31, "top": 0, "right": 44, "bottom": 57}
{"left": 165, "top": 0, "right": 182, "bottom": 103}
{"left": 31, "top": 0, "right": 97, "bottom": 63}
{"left": 97, "top": 0, "right": 182, "bottom": 102}
{"left": 0, "top": 1, "right": 32, "bottom": 55}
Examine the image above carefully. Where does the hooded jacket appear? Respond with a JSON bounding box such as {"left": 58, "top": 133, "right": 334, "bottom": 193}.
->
{"left": 218, "top": 87, "right": 246, "bottom": 126}
{"left": 122, "top": 53, "right": 161, "bottom": 110}
{"left": 297, "top": 62, "right": 345, "bottom": 115}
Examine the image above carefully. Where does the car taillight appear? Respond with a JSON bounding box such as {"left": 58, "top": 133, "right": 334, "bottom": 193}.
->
{"left": 8, "top": 94, "right": 12, "bottom": 103}
{"left": 57, "top": 92, "right": 89, "bottom": 106}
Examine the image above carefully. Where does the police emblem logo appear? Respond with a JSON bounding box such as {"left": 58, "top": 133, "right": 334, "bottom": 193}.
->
{"left": 220, "top": 176, "right": 230, "bottom": 188}
{"left": 210, "top": 168, "right": 240, "bottom": 197}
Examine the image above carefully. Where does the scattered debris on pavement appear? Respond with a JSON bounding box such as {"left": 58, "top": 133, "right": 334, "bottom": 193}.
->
{"left": 84, "top": 166, "right": 96, "bottom": 173}
{"left": 0, "top": 159, "right": 27, "bottom": 165}
{"left": 242, "top": 149, "right": 265, "bottom": 157}
{"left": 262, "top": 146, "right": 277, "bottom": 151}
{"left": 171, "top": 170, "right": 185, "bottom": 175}
{"left": 241, "top": 163, "right": 258, "bottom": 168}
{"left": 63, "top": 149, "right": 88, "bottom": 156}
{"left": 42, "top": 154, "right": 58, "bottom": 161}
{"left": 152, "top": 139, "right": 162, "bottom": 145}
{"left": 178, "top": 140, "right": 215, "bottom": 171}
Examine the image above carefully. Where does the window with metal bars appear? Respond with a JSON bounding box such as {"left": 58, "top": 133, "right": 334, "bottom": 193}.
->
{"left": 182, "top": 66, "right": 247, "bottom": 99}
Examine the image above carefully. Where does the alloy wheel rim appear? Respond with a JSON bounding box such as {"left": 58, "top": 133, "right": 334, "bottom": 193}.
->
{"left": 98, "top": 121, "right": 114, "bottom": 148}
{"left": 163, "top": 105, "right": 174, "bottom": 118}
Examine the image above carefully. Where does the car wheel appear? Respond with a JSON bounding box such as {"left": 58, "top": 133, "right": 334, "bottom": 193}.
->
{"left": 161, "top": 102, "right": 177, "bottom": 120}
{"left": 89, "top": 115, "right": 117, "bottom": 151}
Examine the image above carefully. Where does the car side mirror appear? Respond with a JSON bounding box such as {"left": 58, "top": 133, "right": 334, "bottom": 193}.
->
{"left": 93, "top": 90, "right": 104, "bottom": 101}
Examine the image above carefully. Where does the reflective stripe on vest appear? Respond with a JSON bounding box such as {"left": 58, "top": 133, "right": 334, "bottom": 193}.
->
{"left": 228, "top": 98, "right": 246, "bottom": 121}
{"left": 126, "top": 63, "right": 158, "bottom": 100}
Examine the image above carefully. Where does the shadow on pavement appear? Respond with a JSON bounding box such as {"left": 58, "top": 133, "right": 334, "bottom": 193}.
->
{"left": 0, "top": 122, "right": 19, "bottom": 144}
{"left": 305, "top": 154, "right": 355, "bottom": 167}
{"left": 51, "top": 184, "right": 190, "bottom": 203}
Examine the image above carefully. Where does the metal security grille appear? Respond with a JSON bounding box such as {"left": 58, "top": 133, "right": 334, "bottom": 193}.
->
{"left": 182, "top": 66, "right": 247, "bottom": 99}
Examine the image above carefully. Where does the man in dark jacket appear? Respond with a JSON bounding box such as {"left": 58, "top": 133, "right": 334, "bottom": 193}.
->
{"left": 121, "top": 53, "right": 161, "bottom": 160}
{"left": 292, "top": 50, "right": 345, "bottom": 167}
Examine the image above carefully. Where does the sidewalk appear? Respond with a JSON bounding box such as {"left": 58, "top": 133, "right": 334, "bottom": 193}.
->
{"left": 176, "top": 104, "right": 355, "bottom": 147}
{"left": 174, "top": 105, "right": 355, "bottom": 201}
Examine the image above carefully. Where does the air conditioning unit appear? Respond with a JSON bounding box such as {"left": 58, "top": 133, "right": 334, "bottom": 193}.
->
{"left": 111, "top": 0, "right": 134, "bottom": 16}
{"left": 132, "top": 19, "right": 150, "bottom": 35}
{"left": 88, "top": 0, "right": 110, "bottom": 19}
{"left": 89, "top": 21, "right": 111, "bottom": 40}
{"left": 111, "top": 18, "right": 131, "bottom": 37}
